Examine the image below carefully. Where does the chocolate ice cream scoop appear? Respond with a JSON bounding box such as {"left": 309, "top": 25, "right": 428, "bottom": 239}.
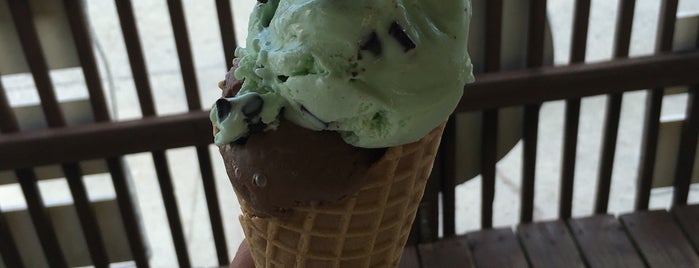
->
{"left": 220, "top": 120, "right": 385, "bottom": 218}
{"left": 215, "top": 61, "right": 385, "bottom": 217}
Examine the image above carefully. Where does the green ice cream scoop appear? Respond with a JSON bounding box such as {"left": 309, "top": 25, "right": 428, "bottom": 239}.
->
{"left": 211, "top": 0, "right": 473, "bottom": 148}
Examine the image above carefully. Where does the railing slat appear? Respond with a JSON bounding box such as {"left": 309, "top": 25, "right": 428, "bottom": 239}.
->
{"left": 2, "top": 54, "right": 699, "bottom": 171}
{"left": 151, "top": 151, "right": 190, "bottom": 267}
{"left": 673, "top": 87, "right": 698, "bottom": 206}
{"left": 481, "top": 0, "right": 503, "bottom": 229}
{"left": 215, "top": 0, "right": 237, "bottom": 70}
{"left": 0, "top": 83, "right": 19, "bottom": 133}
{"left": 14, "top": 168, "right": 68, "bottom": 268}
{"left": 7, "top": 1, "right": 87, "bottom": 267}
{"left": 417, "top": 164, "right": 441, "bottom": 243}
{"left": 114, "top": 0, "right": 156, "bottom": 117}
{"left": 595, "top": 0, "right": 636, "bottom": 214}
{"left": 167, "top": 1, "right": 230, "bottom": 264}
{"left": 167, "top": 0, "right": 202, "bottom": 111}
{"left": 635, "top": 0, "right": 679, "bottom": 211}
{"left": 0, "top": 209, "right": 24, "bottom": 268}
{"left": 11, "top": 0, "right": 112, "bottom": 265}
{"left": 62, "top": 1, "right": 150, "bottom": 265}
{"left": 521, "top": 0, "right": 547, "bottom": 224}
{"left": 115, "top": 1, "right": 191, "bottom": 266}
{"left": 521, "top": 105, "right": 540, "bottom": 223}
{"left": 62, "top": 163, "right": 110, "bottom": 268}
{"left": 458, "top": 51, "right": 699, "bottom": 112}
{"left": 672, "top": 27, "right": 699, "bottom": 206}
{"left": 481, "top": 110, "right": 498, "bottom": 229}
{"left": 569, "top": 0, "right": 591, "bottom": 64}
{"left": 63, "top": 0, "right": 110, "bottom": 123}
{"left": 7, "top": 0, "right": 65, "bottom": 128}
{"left": 195, "top": 146, "right": 229, "bottom": 265}
{"left": 559, "top": 99, "right": 581, "bottom": 219}
{"left": 560, "top": 0, "right": 591, "bottom": 220}
{"left": 439, "top": 116, "right": 457, "bottom": 237}
{"left": 106, "top": 158, "right": 150, "bottom": 268}
{"left": 594, "top": 93, "right": 622, "bottom": 213}
{"left": 0, "top": 84, "right": 25, "bottom": 268}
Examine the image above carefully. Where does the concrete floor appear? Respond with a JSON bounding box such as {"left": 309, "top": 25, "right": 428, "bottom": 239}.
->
{"left": 1, "top": 0, "right": 698, "bottom": 267}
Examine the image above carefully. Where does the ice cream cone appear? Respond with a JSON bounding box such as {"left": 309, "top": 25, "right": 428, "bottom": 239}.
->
{"left": 237, "top": 122, "right": 446, "bottom": 268}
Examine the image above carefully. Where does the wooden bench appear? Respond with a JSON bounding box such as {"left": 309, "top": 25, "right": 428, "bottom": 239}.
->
{"left": 1, "top": 0, "right": 698, "bottom": 267}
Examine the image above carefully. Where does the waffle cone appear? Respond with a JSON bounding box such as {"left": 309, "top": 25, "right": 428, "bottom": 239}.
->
{"left": 238, "top": 122, "right": 446, "bottom": 267}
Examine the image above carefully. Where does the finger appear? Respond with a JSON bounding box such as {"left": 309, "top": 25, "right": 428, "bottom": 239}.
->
{"left": 231, "top": 239, "right": 255, "bottom": 268}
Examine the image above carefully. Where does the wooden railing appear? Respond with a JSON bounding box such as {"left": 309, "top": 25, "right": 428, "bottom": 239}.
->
{"left": 0, "top": 0, "right": 697, "bottom": 267}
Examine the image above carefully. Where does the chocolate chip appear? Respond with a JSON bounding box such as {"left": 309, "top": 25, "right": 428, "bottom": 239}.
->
{"left": 388, "top": 22, "right": 416, "bottom": 52}
{"left": 216, "top": 99, "right": 231, "bottom": 122}
{"left": 248, "top": 122, "right": 268, "bottom": 133}
{"left": 277, "top": 75, "right": 289, "bottom": 82}
{"left": 359, "top": 32, "right": 382, "bottom": 56}
{"left": 258, "top": 0, "right": 268, "bottom": 3}
{"left": 351, "top": 71, "right": 358, "bottom": 77}
{"left": 242, "top": 95, "right": 264, "bottom": 118}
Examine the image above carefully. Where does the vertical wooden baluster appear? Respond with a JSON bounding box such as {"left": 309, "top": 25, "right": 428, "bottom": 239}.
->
{"left": 594, "top": 0, "right": 636, "bottom": 214}
{"left": 635, "top": 0, "right": 679, "bottom": 210}
{"left": 0, "top": 211, "right": 24, "bottom": 268}
{"left": 114, "top": 0, "right": 191, "bottom": 266}
{"left": 673, "top": 85, "right": 698, "bottom": 205}
{"left": 7, "top": 1, "right": 73, "bottom": 267}
{"left": 671, "top": 26, "right": 699, "bottom": 206}
{"left": 0, "top": 81, "right": 18, "bottom": 132}
{"left": 521, "top": 0, "right": 547, "bottom": 224}
{"left": 106, "top": 157, "right": 151, "bottom": 268}
{"left": 440, "top": 116, "right": 457, "bottom": 238}
{"left": 14, "top": 168, "right": 69, "bottom": 268}
{"left": 63, "top": 164, "right": 110, "bottom": 267}
{"left": 166, "top": 0, "right": 229, "bottom": 265}
{"left": 560, "top": 0, "right": 591, "bottom": 219}
{"left": 62, "top": 0, "right": 110, "bottom": 123}
{"left": 62, "top": 0, "right": 151, "bottom": 266}
{"left": 481, "top": 0, "right": 503, "bottom": 229}
{"left": 420, "top": 162, "right": 442, "bottom": 243}
{"left": 12, "top": 0, "right": 112, "bottom": 265}
{"left": 216, "top": 0, "right": 238, "bottom": 70}
{"left": 0, "top": 81, "right": 26, "bottom": 268}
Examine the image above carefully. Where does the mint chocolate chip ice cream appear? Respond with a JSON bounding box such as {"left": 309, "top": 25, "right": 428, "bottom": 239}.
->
{"left": 211, "top": 0, "right": 473, "bottom": 148}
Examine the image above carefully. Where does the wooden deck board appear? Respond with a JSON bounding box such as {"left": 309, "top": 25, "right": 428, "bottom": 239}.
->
{"left": 620, "top": 210, "right": 699, "bottom": 267}
{"left": 465, "top": 227, "right": 529, "bottom": 268}
{"left": 418, "top": 236, "right": 476, "bottom": 267}
{"left": 568, "top": 215, "right": 644, "bottom": 268}
{"left": 517, "top": 220, "right": 585, "bottom": 268}
{"left": 673, "top": 205, "right": 699, "bottom": 254}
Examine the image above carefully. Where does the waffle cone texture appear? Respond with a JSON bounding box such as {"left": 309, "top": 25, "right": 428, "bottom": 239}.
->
{"left": 238, "top": 122, "right": 446, "bottom": 267}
